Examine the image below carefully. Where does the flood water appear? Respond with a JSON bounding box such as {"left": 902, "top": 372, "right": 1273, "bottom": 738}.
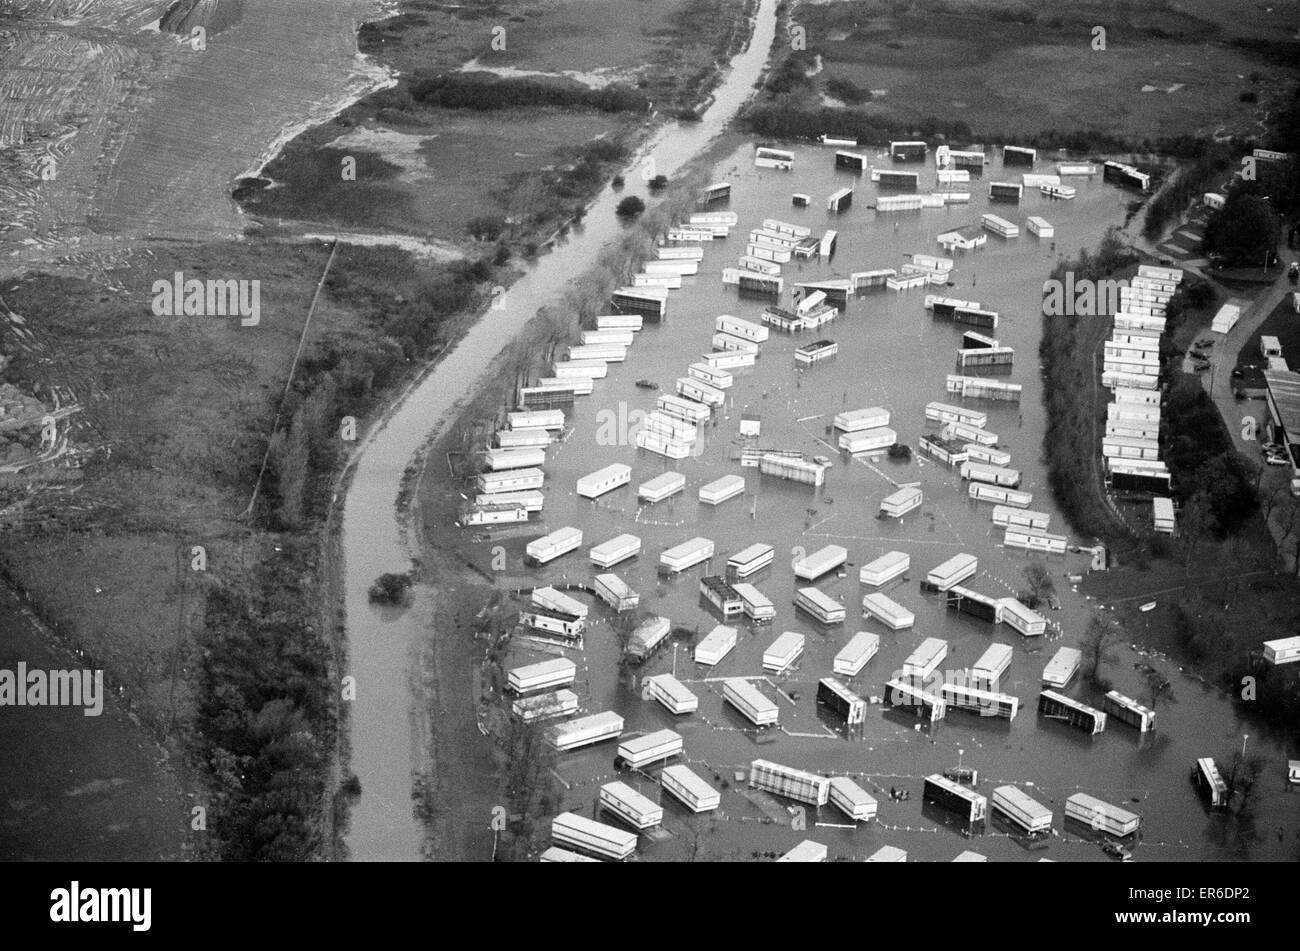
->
{"left": 483, "top": 145, "right": 1299, "bottom": 862}
{"left": 339, "top": 0, "right": 780, "bottom": 861}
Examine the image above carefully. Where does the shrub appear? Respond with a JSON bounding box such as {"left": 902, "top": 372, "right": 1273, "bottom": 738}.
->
{"left": 616, "top": 196, "right": 646, "bottom": 218}
{"left": 369, "top": 571, "right": 413, "bottom": 604}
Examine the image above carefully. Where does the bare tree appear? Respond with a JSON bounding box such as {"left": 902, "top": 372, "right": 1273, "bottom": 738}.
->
{"left": 1080, "top": 613, "right": 1122, "bottom": 688}
{"left": 1019, "top": 560, "right": 1056, "bottom": 609}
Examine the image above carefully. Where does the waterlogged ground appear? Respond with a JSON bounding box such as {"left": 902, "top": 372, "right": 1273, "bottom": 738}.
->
{"left": 464, "top": 142, "right": 1300, "bottom": 862}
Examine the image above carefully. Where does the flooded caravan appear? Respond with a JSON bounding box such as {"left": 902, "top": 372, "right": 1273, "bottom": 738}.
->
{"left": 626, "top": 616, "right": 672, "bottom": 661}
{"left": 594, "top": 573, "right": 639, "bottom": 612}
{"left": 833, "top": 405, "right": 891, "bottom": 433}
{"left": 937, "top": 168, "right": 971, "bottom": 183}
{"left": 991, "top": 506, "right": 1050, "bottom": 530}
{"left": 727, "top": 542, "right": 775, "bottom": 579}
{"left": 460, "top": 499, "right": 528, "bottom": 526}
{"left": 763, "top": 218, "right": 812, "bottom": 238}
{"left": 495, "top": 428, "right": 553, "bottom": 449}
{"left": 860, "top": 550, "right": 910, "bottom": 585}
{"left": 538, "top": 846, "right": 599, "bottom": 863}
{"left": 739, "top": 255, "right": 783, "bottom": 275}
{"left": 525, "top": 526, "right": 583, "bottom": 565}
{"left": 577, "top": 463, "right": 631, "bottom": 500}
{"left": 660, "top": 536, "right": 715, "bottom": 574}
{"left": 926, "top": 553, "right": 978, "bottom": 591}
{"left": 715, "top": 314, "right": 770, "bottom": 343}
{"left": 817, "top": 677, "right": 866, "bottom": 725}
{"left": 567, "top": 343, "right": 627, "bottom": 363}
{"left": 872, "top": 168, "right": 921, "bottom": 190}
{"left": 695, "top": 625, "right": 738, "bottom": 666}
{"left": 549, "top": 711, "right": 625, "bottom": 751}
{"left": 940, "top": 683, "right": 1020, "bottom": 720}
{"left": 945, "top": 584, "right": 1003, "bottom": 624}
{"left": 1056, "top": 162, "right": 1098, "bottom": 176}
{"left": 875, "top": 194, "right": 924, "bottom": 211}
{"left": 700, "top": 474, "right": 746, "bottom": 505}
{"left": 840, "top": 427, "right": 897, "bottom": 454}
{"left": 964, "top": 444, "right": 1012, "bottom": 465}
{"left": 778, "top": 840, "right": 828, "bottom": 862}
{"left": 971, "top": 643, "right": 1014, "bottom": 691}
{"left": 883, "top": 491, "right": 925, "bottom": 519}
{"left": 760, "top": 454, "right": 829, "bottom": 486}
{"left": 698, "top": 349, "right": 756, "bottom": 369}
{"left": 925, "top": 401, "right": 988, "bottom": 427}
{"left": 1104, "top": 691, "right": 1157, "bottom": 732}
{"left": 1192, "top": 757, "right": 1229, "bottom": 809}
{"left": 1041, "top": 183, "right": 1077, "bottom": 199}
{"left": 638, "top": 471, "right": 687, "bottom": 504}
{"left": 919, "top": 433, "right": 969, "bottom": 467}
{"left": 746, "top": 242, "right": 792, "bottom": 263}
{"left": 946, "top": 420, "right": 993, "bottom": 446}
{"left": 999, "top": 598, "right": 1047, "bottom": 637}
{"left": 635, "top": 430, "right": 692, "bottom": 459}
{"left": 763, "top": 631, "right": 806, "bottom": 674}
{"left": 594, "top": 313, "right": 643, "bottom": 331}
{"left": 961, "top": 461, "right": 1022, "bottom": 487}
{"left": 653, "top": 247, "right": 703, "bottom": 262}
{"left": 1003, "top": 144, "right": 1036, "bottom": 165}
{"left": 937, "top": 226, "right": 988, "bottom": 250}
{"left": 722, "top": 268, "right": 783, "bottom": 296}
{"left": 508, "top": 409, "right": 565, "bottom": 431}
{"left": 834, "top": 149, "right": 869, "bottom": 171}
{"left": 476, "top": 489, "right": 544, "bottom": 515}
{"left": 866, "top": 845, "right": 908, "bottom": 862}
{"left": 951, "top": 305, "right": 1000, "bottom": 329}
{"left": 795, "top": 586, "right": 847, "bottom": 624}
{"left": 724, "top": 678, "right": 779, "bottom": 726}
{"left": 482, "top": 447, "right": 546, "bottom": 472}
{"left": 958, "top": 346, "right": 1015, "bottom": 369}
{"left": 886, "top": 678, "right": 947, "bottom": 723}
{"left": 992, "top": 785, "right": 1053, "bottom": 835}
{"left": 750, "top": 759, "right": 831, "bottom": 806}
{"left": 981, "top": 213, "right": 1020, "bottom": 237}
{"left": 700, "top": 576, "right": 744, "bottom": 617}
{"left": 711, "top": 330, "right": 762, "bottom": 354}
{"left": 519, "top": 606, "right": 584, "bottom": 640}
{"left": 688, "top": 362, "right": 734, "bottom": 389}
{"left": 531, "top": 587, "right": 587, "bottom": 618}
{"left": 862, "top": 592, "right": 915, "bottom": 631}
{"left": 1004, "top": 527, "right": 1068, "bottom": 555}
{"left": 643, "top": 411, "right": 698, "bottom": 443}
{"left": 902, "top": 637, "right": 949, "bottom": 680}
{"left": 795, "top": 339, "right": 840, "bottom": 366}
{"left": 1026, "top": 215, "right": 1054, "bottom": 237}
{"left": 1103, "top": 160, "right": 1151, "bottom": 191}
{"left": 1042, "top": 647, "right": 1082, "bottom": 688}
{"left": 589, "top": 533, "right": 641, "bottom": 569}
{"left": 834, "top": 631, "right": 881, "bottom": 677}
{"left": 887, "top": 272, "right": 929, "bottom": 291}
{"left": 732, "top": 582, "right": 776, "bottom": 621}
{"left": 660, "top": 764, "right": 721, "bottom": 812}
{"left": 958, "top": 329, "right": 997, "bottom": 348}
{"left": 676, "top": 376, "right": 726, "bottom": 408}
{"left": 794, "top": 544, "right": 848, "bottom": 581}
{"left": 508, "top": 657, "right": 578, "bottom": 695}
{"left": 924, "top": 774, "right": 988, "bottom": 823}
{"left": 890, "top": 140, "right": 928, "bottom": 161}
{"left": 1064, "top": 793, "right": 1141, "bottom": 837}
{"left": 611, "top": 286, "right": 668, "bottom": 320}
{"left": 616, "top": 728, "right": 683, "bottom": 769}
{"left": 1263, "top": 636, "right": 1300, "bottom": 665}
{"left": 699, "top": 181, "right": 731, "bottom": 203}
{"left": 827, "top": 186, "right": 854, "bottom": 213}
{"left": 829, "top": 776, "right": 878, "bottom": 822}
{"left": 534, "top": 376, "right": 592, "bottom": 397}
{"left": 551, "top": 812, "right": 636, "bottom": 860}
{"left": 599, "top": 782, "right": 663, "bottom": 831}
{"left": 755, "top": 146, "right": 795, "bottom": 169}
{"left": 1038, "top": 690, "right": 1107, "bottom": 734}
{"left": 579, "top": 327, "right": 638, "bottom": 344}
{"left": 657, "top": 394, "right": 712, "bottom": 424}
{"left": 969, "top": 483, "right": 1033, "bottom": 507}
{"left": 947, "top": 375, "right": 1022, "bottom": 401}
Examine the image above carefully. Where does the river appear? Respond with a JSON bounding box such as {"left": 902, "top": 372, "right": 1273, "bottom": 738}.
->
{"left": 338, "top": 0, "right": 782, "bottom": 861}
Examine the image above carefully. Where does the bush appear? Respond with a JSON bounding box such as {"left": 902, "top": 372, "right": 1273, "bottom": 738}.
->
{"left": 887, "top": 443, "right": 911, "bottom": 460}
{"left": 616, "top": 196, "right": 646, "bottom": 218}
{"left": 647, "top": 175, "right": 668, "bottom": 192}
{"left": 369, "top": 571, "right": 413, "bottom": 604}
{"left": 467, "top": 214, "right": 507, "bottom": 241}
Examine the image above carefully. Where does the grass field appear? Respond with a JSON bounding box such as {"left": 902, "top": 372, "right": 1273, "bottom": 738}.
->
{"left": 775, "top": 0, "right": 1296, "bottom": 143}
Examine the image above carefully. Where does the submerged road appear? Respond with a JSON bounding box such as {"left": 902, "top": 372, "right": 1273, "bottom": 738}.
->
{"left": 337, "top": 0, "right": 781, "bottom": 861}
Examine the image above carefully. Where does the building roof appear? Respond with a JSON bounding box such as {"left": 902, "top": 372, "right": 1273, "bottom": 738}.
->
{"left": 1265, "top": 370, "right": 1300, "bottom": 440}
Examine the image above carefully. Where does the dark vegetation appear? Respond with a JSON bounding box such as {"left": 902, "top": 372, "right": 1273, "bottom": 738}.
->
{"left": 1142, "top": 141, "right": 1241, "bottom": 240}
{"left": 1038, "top": 230, "right": 1139, "bottom": 543}
{"left": 406, "top": 71, "right": 649, "bottom": 114}
{"left": 369, "top": 571, "right": 413, "bottom": 604}
{"left": 616, "top": 195, "right": 646, "bottom": 217}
